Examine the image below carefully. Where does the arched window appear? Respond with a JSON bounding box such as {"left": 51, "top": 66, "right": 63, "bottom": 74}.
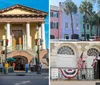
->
{"left": 50, "top": 35, "right": 55, "bottom": 39}
{"left": 57, "top": 46, "right": 74, "bottom": 55}
{"left": 87, "top": 48, "right": 99, "bottom": 56}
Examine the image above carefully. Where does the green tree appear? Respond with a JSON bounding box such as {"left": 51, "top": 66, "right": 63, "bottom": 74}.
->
{"left": 94, "top": 14, "right": 100, "bottom": 36}
{"left": 87, "top": 11, "right": 96, "bottom": 36}
{"left": 79, "top": 0, "right": 93, "bottom": 40}
{"left": 63, "top": 0, "right": 77, "bottom": 39}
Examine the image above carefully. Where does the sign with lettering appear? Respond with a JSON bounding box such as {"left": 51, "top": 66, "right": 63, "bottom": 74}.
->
{"left": 51, "top": 68, "right": 58, "bottom": 79}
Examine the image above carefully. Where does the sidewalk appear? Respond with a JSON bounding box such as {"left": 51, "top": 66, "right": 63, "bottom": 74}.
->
{"left": 0, "top": 72, "right": 48, "bottom": 76}
{"left": 51, "top": 80, "right": 100, "bottom": 85}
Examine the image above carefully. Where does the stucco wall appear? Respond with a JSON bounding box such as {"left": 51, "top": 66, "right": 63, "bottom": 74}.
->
{"left": 50, "top": 42, "right": 100, "bottom": 68}
{"left": 62, "top": 11, "right": 80, "bottom": 39}
{"left": 30, "top": 23, "right": 37, "bottom": 47}
{"left": 1, "top": 8, "right": 34, "bottom": 15}
{"left": 0, "top": 24, "right": 5, "bottom": 46}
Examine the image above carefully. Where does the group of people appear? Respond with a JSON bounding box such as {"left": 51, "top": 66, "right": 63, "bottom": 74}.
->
{"left": 0, "top": 62, "right": 9, "bottom": 74}
{"left": 25, "top": 62, "right": 42, "bottom": 73}
{"left": 0, "top": 62, "right": 42, "bottom": 74}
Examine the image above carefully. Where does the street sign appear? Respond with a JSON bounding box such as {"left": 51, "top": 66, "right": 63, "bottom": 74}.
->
{"left": 1, "top": 54, "right": 5, "bottom": 62}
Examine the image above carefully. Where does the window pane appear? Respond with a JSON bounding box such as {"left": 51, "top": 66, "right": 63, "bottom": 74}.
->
{"left": 65, "top": 23, "right": 68, "bottom": 28}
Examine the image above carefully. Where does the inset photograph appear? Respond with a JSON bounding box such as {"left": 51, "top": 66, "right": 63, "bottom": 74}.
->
{"left": 50, "top": 42, "right": 100, "bottom": 85}
{"left": 50, "top": 0, "right": 100, "bottom": 41}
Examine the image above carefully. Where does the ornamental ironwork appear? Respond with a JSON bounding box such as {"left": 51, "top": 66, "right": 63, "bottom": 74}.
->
{"left": 87, "top": 48, "right": 99, "bottom": 56}
{"left": 57, "top": 46, "right": 74, "bottom": 55}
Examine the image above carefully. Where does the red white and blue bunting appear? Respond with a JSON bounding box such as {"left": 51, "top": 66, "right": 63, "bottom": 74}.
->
{"left": 60, "top": 68, "right": 79, "bottom": 78}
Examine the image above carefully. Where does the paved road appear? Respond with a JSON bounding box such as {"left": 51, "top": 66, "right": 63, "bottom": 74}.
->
{"left": 0, "top": 76, "right": 48, "bottom": 85}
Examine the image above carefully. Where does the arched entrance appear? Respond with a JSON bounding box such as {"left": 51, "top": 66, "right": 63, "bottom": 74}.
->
{"left": 13, "top": 56, "right": 28, "bottom": 70}
{"left": 87, "top": 48, "right": 100, "bottom": 79}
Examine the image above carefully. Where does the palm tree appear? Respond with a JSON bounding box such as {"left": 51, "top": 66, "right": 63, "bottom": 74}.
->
{"left": 63, "top": 0, "right": 77, "bottom": 39}
{"left": 94, "top": 14, "right": 100, "bottom": 36}
{"left": 79, "top": 0, "right": 93, "bottom": 40}
{"left": 87, "top": 11, "right": 96, "bottom": 36}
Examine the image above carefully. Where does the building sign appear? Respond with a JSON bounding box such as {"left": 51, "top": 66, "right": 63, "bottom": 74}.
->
{"left": 51, "top": 68, "right": 58, "bottom": 79}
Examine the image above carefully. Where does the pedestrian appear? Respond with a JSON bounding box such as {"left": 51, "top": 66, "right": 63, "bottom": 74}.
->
{"left": 5, "top": 62, "right": 9, "bottom": 74}
{"left": 39, "top": 62, "right": 42, "bottom": 73}
{"left": 12, "top": 62, "right": 16, "bottom": 72}
{"left": 25, "top": 63, "right": 29, "bottom": 73}
{"left": 30, "top": 62, "right": 34, "bottom": 72}
{"left": 82, "top": 60, "right": 86, "bottom": 79}
{"left": 0, "top": 63, "right": 3, "bottom": 73}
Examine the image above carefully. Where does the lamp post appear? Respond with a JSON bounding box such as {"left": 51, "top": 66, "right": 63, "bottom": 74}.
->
{"left": 36, "top": 24, "right": 40, "bottom": 73}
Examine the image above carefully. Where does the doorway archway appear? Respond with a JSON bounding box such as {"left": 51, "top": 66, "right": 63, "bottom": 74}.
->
{"left": 13, "top": 56, "right": 28, "bottom": 70}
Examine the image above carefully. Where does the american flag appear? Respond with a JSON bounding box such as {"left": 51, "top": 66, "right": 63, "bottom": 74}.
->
{"left": 77, "top": 52, "right": 84, "bottom": 70}
{"left": 91, "top": 56, "right": 98, "bottom": 67}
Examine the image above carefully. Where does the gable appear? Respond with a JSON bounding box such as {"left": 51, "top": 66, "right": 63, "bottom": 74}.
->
{"left": 1, "top": 8, "right": 35, "bottom": 15}
{"left": 0, "top": 4, "right": 47, "bottom": 16}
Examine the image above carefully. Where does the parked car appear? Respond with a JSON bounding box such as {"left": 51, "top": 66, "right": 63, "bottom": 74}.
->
{"left": 89, "top": 36, "right": 100, "bottom": 41}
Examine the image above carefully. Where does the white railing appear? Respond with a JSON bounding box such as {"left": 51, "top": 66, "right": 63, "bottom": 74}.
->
{"left": 50, "top": 67, "right": 94, "bottom": 80}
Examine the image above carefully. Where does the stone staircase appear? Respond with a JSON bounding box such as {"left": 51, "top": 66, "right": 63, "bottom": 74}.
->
{"left": 39, "top": 49, "right": 49, "bottom": 73}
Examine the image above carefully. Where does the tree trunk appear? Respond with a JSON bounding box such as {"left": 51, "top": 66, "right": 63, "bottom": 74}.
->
{"left": 70, "top": 12, "right": 74, "bottom": 39}
{"left": 84, "top": 23, "right": 86, "bottom": 40}
{"left": 84, "top": 12, "right": 87, "bottom": 41}
{"left": 96, "top": 25, "right": 98, "bottom": 36}
{"left": 90, "top": 24, "right": 92, "bottom": 36}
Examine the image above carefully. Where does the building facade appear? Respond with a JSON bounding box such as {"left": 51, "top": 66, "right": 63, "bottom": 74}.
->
{"left": 50, "top": 3, "right": 80, "bottom": 40}
{"left": 50, "top": 5, "right": 62, "bottom": 39}
{"left": 50, "top": 1, "right": 100, "bottom": 40}
{"left": 61, "top": 4, "right": 80, "bottom": 39}
{"left": 0, "top": 4, "right": 48, "bottom": 70}
{"left": 50, "top": 42, "right": 100, "bottom": 79}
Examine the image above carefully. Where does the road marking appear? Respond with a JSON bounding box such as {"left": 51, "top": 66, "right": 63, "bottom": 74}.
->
{"left": 44, "top": 77, "right": 48, "bottom": 79}
{"left": 14, "top": 81, "right": 31, "bottom": 85}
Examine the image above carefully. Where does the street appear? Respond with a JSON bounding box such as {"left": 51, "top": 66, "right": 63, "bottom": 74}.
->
{"left": 0, "top": 76, "right": 48, "bottom": 85}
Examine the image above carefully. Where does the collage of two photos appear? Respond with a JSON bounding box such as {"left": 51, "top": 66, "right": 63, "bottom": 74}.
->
{"left": 50, "top": 0, "right": 100, "bottom": 85}
{"left": 0, "top": 0, "right": 49, "bottom": 85}
{"left": 0, "top": 0, "right": 100, "bottom": 85}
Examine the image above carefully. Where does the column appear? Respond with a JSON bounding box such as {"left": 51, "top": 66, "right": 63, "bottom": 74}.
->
{"left": 26, "top": 23, "right": 31, "bottom": 48}
{"left": 38, "top": 25, "right": 42, "bottom": 50}
{"left": 6, "top": 23, "right": 11, "bottom": 47}
{"left": 41, "top": 23, "right": 46, "bottom": 49}
{"left": 38, "top": 25, "right": 41, "bottom": 39}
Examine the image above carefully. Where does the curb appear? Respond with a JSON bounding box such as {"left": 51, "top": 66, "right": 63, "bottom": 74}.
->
{"left": 0, "top": 73, "right": 48, "bottom": 76}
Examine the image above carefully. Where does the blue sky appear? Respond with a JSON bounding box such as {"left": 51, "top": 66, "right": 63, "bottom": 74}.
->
{"left": 50, "top": 0, "right": 83, "bottom": 7}
{"left": 0, "top": 0, "right": 49, "bottom": 49}
{"left": 50, "top": 0, "right": 98, "bottom": 12}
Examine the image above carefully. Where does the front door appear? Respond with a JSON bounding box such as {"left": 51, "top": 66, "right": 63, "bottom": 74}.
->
{"left": 13, "top": 56, "right": 28, "bottom": 70}
{"left": 12, "top": 30, "right": 23, "bottom": 45}
{"left": 94, "top": 60, "right": 100, "bottom": 79}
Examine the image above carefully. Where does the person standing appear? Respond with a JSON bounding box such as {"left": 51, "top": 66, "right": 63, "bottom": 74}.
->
{"left": 5, "top": 62, "right": 9, "bottom": 74}
{"left": 25, "top": 63, "right": 29, "bottom": 73}
{"left": 12, "top": 62, "right": 16, "bottom": 72}
{"left": 30, "top": 62, "right": 34, "bottom": 72}
{"left": 39, "top": 62, "right": 42, "bottom": 74}
{"left": 0, "top": 63, "right": 3, "bottom": 73}
{"left": 82, "top": 60, "right": 86, "bottom": 79}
